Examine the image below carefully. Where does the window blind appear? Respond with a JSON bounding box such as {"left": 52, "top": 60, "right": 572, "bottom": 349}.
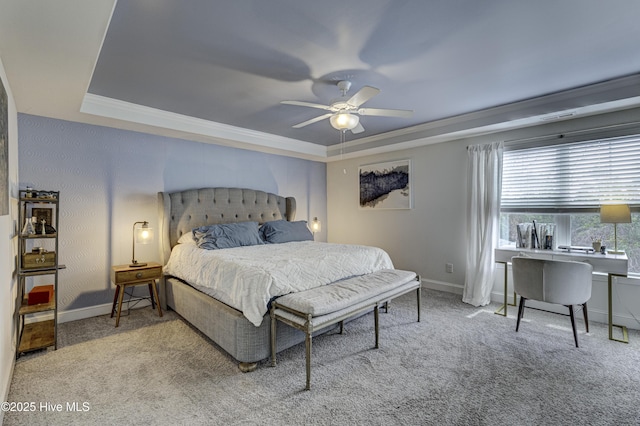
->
{"left": 501, "top": 135, "right": 640, "bottom": 213}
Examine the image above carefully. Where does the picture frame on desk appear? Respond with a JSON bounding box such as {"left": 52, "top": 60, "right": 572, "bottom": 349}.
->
{"left": 31, "top": 207, "right": 56, "bottom": 234}
{"left": 32, "top": 207, "right": 53, "bottom": 226}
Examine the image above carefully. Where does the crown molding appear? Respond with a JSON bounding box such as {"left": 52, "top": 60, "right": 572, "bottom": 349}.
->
{"left": 327, "top": 96, "right": 640, "bottom": 161}
{"left": 326, "top": 74, "right": 640, "bottom": 160}
{"left": 81, "top": 73, "right": 640, "bottom": 163}
{"left": 80, "top": 93, "right": 329, "bottom": 160}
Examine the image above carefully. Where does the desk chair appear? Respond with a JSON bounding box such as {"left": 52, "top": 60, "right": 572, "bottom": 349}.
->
{"left": 512, "top": 256, "right": 593, "bottom": 347}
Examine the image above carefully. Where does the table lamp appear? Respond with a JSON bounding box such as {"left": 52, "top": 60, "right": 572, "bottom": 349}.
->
{"left": 131, "top": 221, "right": 153, "bottom": 267}
{"left": 600, "top": 204, "right": 631, "bottom": 255}
{"left": 311, "top": 217, "right": 321, "bottom": 234}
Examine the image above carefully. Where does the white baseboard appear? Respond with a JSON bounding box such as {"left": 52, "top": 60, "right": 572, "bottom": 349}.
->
{"left": 58, "top": 299, "right": 152, "bottom": 324}
{"left": 422, "top": 278, "right": 464, "bottom": 295}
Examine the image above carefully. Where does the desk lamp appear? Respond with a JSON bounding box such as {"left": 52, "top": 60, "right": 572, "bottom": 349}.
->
{"left": 131, "top": 221, "right": 153, "bottom": 267}
{"left": 600, "top": 204, "right": 631, "bottom": 255}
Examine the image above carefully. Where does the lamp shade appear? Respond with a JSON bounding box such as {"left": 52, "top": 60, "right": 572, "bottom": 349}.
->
{"left": 330, "top": 113, "right": 359, "bottom": 131}
{"left": 135, "top": 224, "right": 153, "bottom": 243}
{"left": 600, "top": 204, "right": 631, "bottom": 255}
{"left": 311, "top": 217, "right": 321, "bottom": 233}
{"left": 600, "top": 204, "right": 631, "bottom": 224}
{"left": 131, "top": 221, "right": 153, "bottom": 267}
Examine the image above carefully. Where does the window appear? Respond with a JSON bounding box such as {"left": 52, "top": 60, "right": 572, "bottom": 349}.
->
{"left": 500, "top": 134, "right": 640, "bottom": 274}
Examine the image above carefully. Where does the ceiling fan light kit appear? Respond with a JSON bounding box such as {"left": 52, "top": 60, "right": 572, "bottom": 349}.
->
{"left": 282, "top": 80, "right": 413, "bottom": 134}
{"left": 330, "top": 112, "right": 359, "bottom": 131}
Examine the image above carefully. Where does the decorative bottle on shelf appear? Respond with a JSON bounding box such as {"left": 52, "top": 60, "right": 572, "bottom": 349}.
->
{"left": 21, "top": 217, "right": 35, "bottom": 235}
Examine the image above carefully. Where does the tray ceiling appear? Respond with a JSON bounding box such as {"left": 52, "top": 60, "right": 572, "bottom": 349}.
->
{"left": 2, "top": 0, "right": 640, "bottom": 160}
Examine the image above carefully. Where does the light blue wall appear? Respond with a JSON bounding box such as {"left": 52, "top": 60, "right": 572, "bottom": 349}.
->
{"left": 18, "top": 114, "right": 327, "bottom": 317}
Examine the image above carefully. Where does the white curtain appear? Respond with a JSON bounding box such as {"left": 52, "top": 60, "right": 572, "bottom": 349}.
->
{"left": 463, "top": 142, "right": 503, "bottom": 307}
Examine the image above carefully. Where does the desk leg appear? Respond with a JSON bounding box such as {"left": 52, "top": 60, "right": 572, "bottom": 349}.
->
{"left": 110, "top": 285, "right": 120, "bottom": 318}
{"left": 608, "top": 273, "right": 629, "bottom": 343}
{"left": 495, "top": 261, "right": 517, "bottom": 316}
{"left": 150, "top": 280, "right": 163, "bottom": 318}
{"left": 148, "top": 283, "right": 156, "bottom": 309}
{"left": 115, "top": 284, "right": 126, "bottom": 327}
{"left": 495, "top": 261, "right": 508, "bottom": 316}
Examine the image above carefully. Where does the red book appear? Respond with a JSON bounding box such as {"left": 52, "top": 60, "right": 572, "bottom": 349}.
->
{"left": 28, "top": 285, "right": 54, "bottom": 305}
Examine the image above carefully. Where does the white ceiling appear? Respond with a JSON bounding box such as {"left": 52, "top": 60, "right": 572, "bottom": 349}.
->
{"left": 1, "top": 0, "right": 640, "bottom": 161}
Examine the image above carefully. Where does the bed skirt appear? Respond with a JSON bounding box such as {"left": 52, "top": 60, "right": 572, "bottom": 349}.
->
{"left": 165, "top": 277, "right": 315, "bottom": 363}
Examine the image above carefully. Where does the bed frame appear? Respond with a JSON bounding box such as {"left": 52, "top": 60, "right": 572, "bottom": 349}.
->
{"left": 158, "top": 187, "right": 310, "bottom": 371}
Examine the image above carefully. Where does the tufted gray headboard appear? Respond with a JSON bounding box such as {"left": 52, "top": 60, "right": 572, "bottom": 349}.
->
{"left": 158, "top": 188, "right": 296, "bottom": 264}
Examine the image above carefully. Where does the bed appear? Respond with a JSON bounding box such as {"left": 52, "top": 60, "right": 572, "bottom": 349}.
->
{"left": 158, "top": 187, "right": 394, "bottom": 371}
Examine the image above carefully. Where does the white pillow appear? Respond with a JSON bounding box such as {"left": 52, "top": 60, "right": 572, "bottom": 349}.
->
{"left": 177, "top": 231, "right": 196, "bottom": 244}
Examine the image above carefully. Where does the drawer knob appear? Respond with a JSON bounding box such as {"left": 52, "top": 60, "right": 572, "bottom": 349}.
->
{"left": 136, "top": 272, "right": 143, "bottom": 279}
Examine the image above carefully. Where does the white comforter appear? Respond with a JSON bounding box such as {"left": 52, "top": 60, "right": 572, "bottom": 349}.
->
{"left": 163, "top": 241, "right": 394, "bottom": 326}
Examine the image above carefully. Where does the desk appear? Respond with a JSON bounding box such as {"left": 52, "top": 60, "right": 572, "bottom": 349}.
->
{"left": 494, "top": 246, "right": 629, "bottom": 342}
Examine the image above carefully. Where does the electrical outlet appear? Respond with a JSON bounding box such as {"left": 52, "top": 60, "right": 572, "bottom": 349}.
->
{"left": 446, "top": 263, "right": 454, "bottom": 273}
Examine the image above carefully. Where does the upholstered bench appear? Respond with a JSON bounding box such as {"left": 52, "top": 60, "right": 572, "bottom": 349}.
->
{"left": 270, "top": 269, "right": 421, "bottom": 390}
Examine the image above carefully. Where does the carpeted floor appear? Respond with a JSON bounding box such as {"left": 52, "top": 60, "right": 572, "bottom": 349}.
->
{"left": 5, "top": 289, "right": 640, "bottom": 425}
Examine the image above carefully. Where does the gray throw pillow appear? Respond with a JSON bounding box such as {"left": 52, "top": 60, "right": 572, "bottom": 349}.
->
{"left": 193, "top": 222, "right": 263, "bottom": 250}
{"left": 260, "top": 220, "right": 313, "bottom": 244}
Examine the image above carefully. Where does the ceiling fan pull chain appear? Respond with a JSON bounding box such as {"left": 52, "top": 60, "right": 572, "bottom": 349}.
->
{"left": 340, "top": 130, "right": 347, "bottom": 174}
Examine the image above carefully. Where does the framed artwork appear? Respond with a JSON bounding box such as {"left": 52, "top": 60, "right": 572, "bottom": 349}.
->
{"left": 359, "top": 159, "right": 412, "bottom": 209}
{"left": 0, "top": 76, "right": 8, "bottom": 216}
{"left": 32, "top": 207, "right": 53, "bottom": 226}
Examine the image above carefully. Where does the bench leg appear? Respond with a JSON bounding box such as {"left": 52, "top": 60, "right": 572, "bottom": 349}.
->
{"left": 417, "top": 286, "right": 421, "bottom": 322}
{"left": 270, "top": 306, "right": 277, "bottom": 367}
{"left": 305, "top": 313, "right": 313, "bottom": 390}
{"left": 305, "top": 332, "right": 312, "bottom": 391}
{"left": 374, "top": 305, "right": 379, "bottom": 349}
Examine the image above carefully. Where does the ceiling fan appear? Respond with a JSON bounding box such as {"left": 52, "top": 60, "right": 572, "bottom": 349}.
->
{"left": 281, "top": 80, "right": 413, "bottom": 134}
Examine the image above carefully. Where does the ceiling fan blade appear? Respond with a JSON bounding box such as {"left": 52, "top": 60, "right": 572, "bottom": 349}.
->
{"left": 281, "top": 100, "right": 332, "bottom": 110}
{"left": 292, "top": 113, "right": 333, "bottom": 128}
{"left": 358, "top": 107, "right": 413, "bottom": 118}
{"left": 347, "top": 86, "right": 380, "bottom": 107}
{"left": 350, "top": 123, "right": 365, "bottom": 134}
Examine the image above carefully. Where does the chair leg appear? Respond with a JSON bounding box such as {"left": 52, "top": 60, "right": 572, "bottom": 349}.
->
{"left": 516, "top": 297, "right": 526, "bottom": 332}
{"left": 374, "top": 305, "right": 379, "bottom": 349}
{"left": 582, "top": 302, "right": 589, "bottom": 333}
{"left": 568, "top": 305, "right": 579, "bottom": 348}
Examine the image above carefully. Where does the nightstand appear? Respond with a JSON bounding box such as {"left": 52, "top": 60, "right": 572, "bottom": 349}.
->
{"left": 111, "top": 262, "right": 163, "bottom": 327}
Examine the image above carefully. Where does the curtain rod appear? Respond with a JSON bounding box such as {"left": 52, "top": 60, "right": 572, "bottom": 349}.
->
{"left": 502, "top": 120, "right": 640, "bottom": 146}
